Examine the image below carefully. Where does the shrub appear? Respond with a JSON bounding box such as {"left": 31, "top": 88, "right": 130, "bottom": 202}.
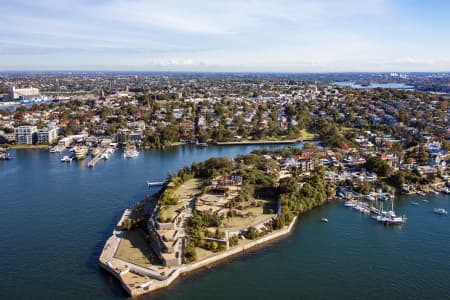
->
{"left": 246, "top": 226, "right": 258, "bottom": 240}
{"left": 229, "top": 235, "right": 239, "bottom": 247}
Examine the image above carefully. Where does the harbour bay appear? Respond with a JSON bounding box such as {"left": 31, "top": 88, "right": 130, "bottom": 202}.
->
{"left": 0, "top": 146, "right": 449, "bottom": 300}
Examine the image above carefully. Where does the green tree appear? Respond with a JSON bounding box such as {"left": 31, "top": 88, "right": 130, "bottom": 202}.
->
{"left": 364, "top": 156, "right": 392, "bottom": 177}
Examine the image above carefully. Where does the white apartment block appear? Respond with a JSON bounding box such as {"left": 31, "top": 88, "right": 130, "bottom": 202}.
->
{"left": 38, "top": 126, "right": 59, "bottom": 144}
{"left": 14, "top": 126, "right": 38, "bottom": 144}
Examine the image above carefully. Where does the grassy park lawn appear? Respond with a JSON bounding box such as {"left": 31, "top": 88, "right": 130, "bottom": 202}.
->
{"left": 115, "top": 229, "right": 160, "bottom": 267}
{"left": 173, "top": 178, "right": 202, "bottom": 199}
{"left": 161, "top": 203, "right": 186, "bottom": 221}
{"left": 195, "top": 247, "right": 215, "bottom": 261}
{"left": 300, "top": 129, "right": 315, "bottom": 139}
{"left": 161, "top": 178, "right": 203, "bottom": 221}
{"left": 238, "top": 129, "right": 314, "bottom": 142}
{"left": 222, "top": 205, "right": 274, "bottom": 230}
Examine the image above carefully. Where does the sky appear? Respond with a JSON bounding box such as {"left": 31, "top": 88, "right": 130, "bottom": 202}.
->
{"left": 0, "top": 0, "right": 449, "bottom": 72}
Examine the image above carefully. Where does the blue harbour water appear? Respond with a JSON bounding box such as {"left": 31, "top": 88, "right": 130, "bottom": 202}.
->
{"left": 0, "top": 145, "right": 449, "bottom": 300}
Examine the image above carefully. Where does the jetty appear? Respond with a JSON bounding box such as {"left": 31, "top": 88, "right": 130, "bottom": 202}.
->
{"left": 147, "top": 181, "right": 165, "bottom": 187}
{"left": 88, "top": 149, "right": 107, "bottom": 168}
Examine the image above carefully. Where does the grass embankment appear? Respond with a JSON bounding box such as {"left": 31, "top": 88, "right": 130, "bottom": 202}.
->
{"left": 115, "top": 229, "right": 160, "bottom": 267}
{"left": 172, "top": 178, "right": 202, "bottom": 199}
{"left": 6, "top": 144, "right": 50, "bottom": 149}
{"left": 299, "top": 129, "right": 315, "bottom": 140}
{"left": 222, "top": 207, "right": 272, "bottom": 230}
{"left": 160, "top": 178, "right": 202, "bottom": 221}
{"left": 169, "top": 142, "right": 188, "bottom": 147}
{"left": 215, "top": 129, "right": 316, "bottom": 145}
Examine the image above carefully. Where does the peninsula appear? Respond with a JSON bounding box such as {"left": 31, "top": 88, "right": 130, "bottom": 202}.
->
{"left": 99, "top": 132, "right": 450, "bottom": 296}
{"left": 99, "top": 150, "right": 335, "bottom": 296}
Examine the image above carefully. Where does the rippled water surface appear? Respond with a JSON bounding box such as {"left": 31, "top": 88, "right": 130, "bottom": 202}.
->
{"left": 0, "top": 145, "right": 449, "bottom": 300}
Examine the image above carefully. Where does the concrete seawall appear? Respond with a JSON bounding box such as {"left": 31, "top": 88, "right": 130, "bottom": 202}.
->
{"left": 181, "top": 216, "right": 298, "bottom": 274}
{"left": 99, "top": 213, "right": 298, "bottom": 297}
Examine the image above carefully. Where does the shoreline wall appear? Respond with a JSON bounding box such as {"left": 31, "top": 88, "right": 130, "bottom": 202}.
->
{"left": 99, "top": 214, "right": 298, "bottom": 296}
{"left": 181, "top": 216, "right": 298, "bottom": 274}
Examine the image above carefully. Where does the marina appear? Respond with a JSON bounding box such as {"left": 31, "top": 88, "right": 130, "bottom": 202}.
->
{"left": 341, "top": 190, "right": 407, "bottom": 225}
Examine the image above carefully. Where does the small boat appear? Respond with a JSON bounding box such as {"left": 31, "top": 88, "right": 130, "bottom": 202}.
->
{"left": 422, "top": 199, "right": 429, "bottom": 203}
{"left": 100, "top": 148, "right": 115, "bottom": 160}
{"left": 49, "top": 145, "right": 64, "bottom": 153}
{"left": 365, "top": 195, "right": 376, "bottom": 201}
{"left": 441, "top": 188, "right": 450, "bottom": 194}
{"left": 123, "top": 146, "right": 139, "bottom": 159}
{"left": 354, "top": 202, "right": 370, "bottom": 214}
{"left": 417, "top": 191, "right": 426, "bottom": 196}
{"left": 101, "top": 152, "right": 110, "bottom": 160}
{"left": 373, "top": 211, "right": 407, "bottom": 225}
{"left": 320, "top": 218, "right": 328, "bottom": 223}
{"left": 410, "top": 202, "right": 419, "bottom": 206}
{"left": 0, "top": 151, "right": 12, "bottom": 160}
{"left": 385, "top": 216, "right": 408, "bottom": 225}
{"left": 433, "top": 208, "right": 448, "bottom": 215}
{"left": 60, "top": 155, "right": 73, "bottom": 163}
{"left": 344, "top": 200, "right": 356, "bottom": 207}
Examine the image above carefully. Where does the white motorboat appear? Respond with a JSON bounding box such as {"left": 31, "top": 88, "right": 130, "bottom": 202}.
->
{"left": 123, "top": 147, "right": 139, "bottom": 158}
{"left": 433, "top": 208, "right": 448, "bottom": 215}
{"left": 365, "top": 195, "right": 376, "bottom": 201}
{"left": 60, "top": 155, "right": 73, "bottom": 163}
{"left": 344, "top": 200, "right": 356, "bottom": 207}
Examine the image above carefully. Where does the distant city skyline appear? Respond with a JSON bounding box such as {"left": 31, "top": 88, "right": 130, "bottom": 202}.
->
{"left": 1, "top": 0, "right": 449, "bottom": 72}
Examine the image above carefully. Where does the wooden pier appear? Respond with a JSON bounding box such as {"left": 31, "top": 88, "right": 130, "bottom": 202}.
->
{"left": 147, "top": 181, "right": 165, "bottom": 187}
{"left": 88, "top": 149, "right": 106, "bottom": 168}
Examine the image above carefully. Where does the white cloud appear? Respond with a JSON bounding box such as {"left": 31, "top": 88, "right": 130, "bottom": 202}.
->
{"left": 1, "top": 0, "right": 449, "bottom": 71}
{"left": 2, "top": 0, "right": 390, "bottom": 35}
